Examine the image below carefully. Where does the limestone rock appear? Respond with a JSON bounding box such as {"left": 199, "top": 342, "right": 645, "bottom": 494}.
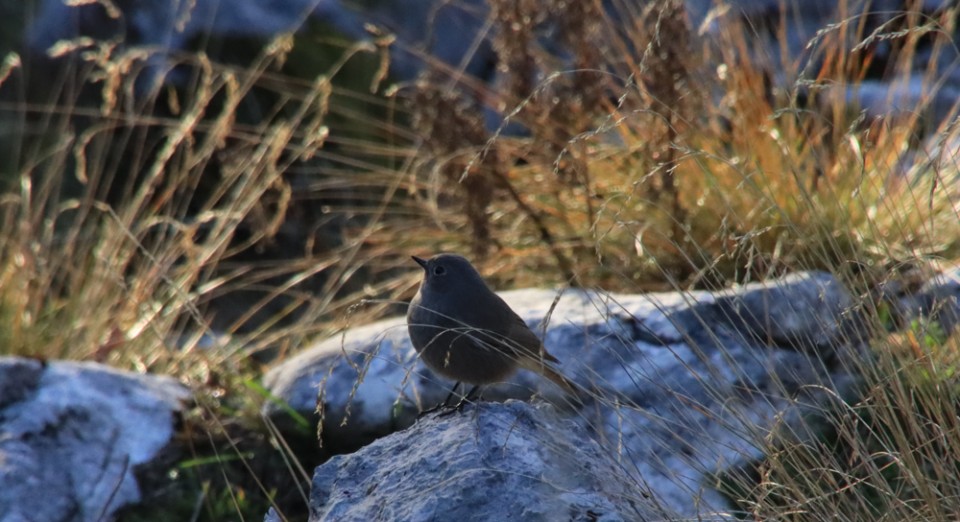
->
{"left": 0, "top": 357, "right": 190, "bottom": 522}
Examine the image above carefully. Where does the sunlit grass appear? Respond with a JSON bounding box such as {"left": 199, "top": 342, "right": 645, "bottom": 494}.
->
{"left": 3, "top": 0, "right": 960, "bottom": 520}
{"left": 720, "top": 320, "right": 960, "bottom": 520}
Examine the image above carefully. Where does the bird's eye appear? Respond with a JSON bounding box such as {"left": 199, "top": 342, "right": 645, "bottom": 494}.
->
{"left": 433, "top": 265, "right": 446, "bottom": 276}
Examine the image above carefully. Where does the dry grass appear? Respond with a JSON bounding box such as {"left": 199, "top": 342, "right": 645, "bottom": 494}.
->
{"left": 721, "top": 320, "right": 960, "bottom": 520}
{"left": 2, "top": 0, "right": 960, "bottom": 520}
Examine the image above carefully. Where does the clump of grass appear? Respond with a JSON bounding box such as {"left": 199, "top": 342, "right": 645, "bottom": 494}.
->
{"left": 0, "top": 35, "right": 323, "bottom": 367}
{"left": 376, "top": 0, "right": 960, "bottom": 297}
{"left": 720, "top": 317, "right": 960, "bottom": 520}
{"left": 0, "top": 30, "right": 352, "bottom": 520}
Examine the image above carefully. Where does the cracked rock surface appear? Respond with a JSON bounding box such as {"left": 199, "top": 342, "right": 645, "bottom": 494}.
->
{"left": 0, "top": 358, "right": 189, "bottom": 522}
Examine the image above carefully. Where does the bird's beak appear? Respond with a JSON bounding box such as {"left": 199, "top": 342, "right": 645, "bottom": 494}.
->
{"left": 412, "top": 256, "right": 428, "bottom": 270}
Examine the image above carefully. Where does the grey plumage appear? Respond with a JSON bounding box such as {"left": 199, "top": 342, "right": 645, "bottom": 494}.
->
{"left": 407, "top": 253, "right": 577, "bottom": 395}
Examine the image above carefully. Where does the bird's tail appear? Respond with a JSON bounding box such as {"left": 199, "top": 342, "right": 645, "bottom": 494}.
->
{"left": 518, "top": 357, "right": 583, "bottom": 404}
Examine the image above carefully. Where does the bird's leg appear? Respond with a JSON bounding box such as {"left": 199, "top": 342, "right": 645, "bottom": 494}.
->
{"left": 443, "top": 382, "right": 464, "bottom": 408}
{"left": 440, "top": 385, "right": 480, "bottom": 417}
{"left": 419, "top": 381, "right": 461, "bottom": 418}
{"left": 463, "top": 384, "right": 480, "bottom": 402}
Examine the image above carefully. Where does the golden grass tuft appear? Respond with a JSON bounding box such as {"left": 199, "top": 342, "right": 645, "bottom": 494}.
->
{"left": 3, "top": 0, "right": 960, "bottom": 519}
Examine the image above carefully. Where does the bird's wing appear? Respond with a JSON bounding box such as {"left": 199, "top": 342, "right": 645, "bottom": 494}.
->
{"left": 459, "top": 290, "right": 556, "bottom": 363}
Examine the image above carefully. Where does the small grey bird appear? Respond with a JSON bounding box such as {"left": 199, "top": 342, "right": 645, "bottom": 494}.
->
{"left": 407, "top": 253, "right": 578, "bottom": 410}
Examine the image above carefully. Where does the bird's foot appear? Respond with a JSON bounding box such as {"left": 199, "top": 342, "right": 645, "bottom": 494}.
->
{"left": 417, "top": 384, "right": 481, "bottom": 419}
{"left": 437, "top": 396, "right": 474, "bottom": 417}
{"left": 416, "top": 402, "right": 446, "bottom": 419}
